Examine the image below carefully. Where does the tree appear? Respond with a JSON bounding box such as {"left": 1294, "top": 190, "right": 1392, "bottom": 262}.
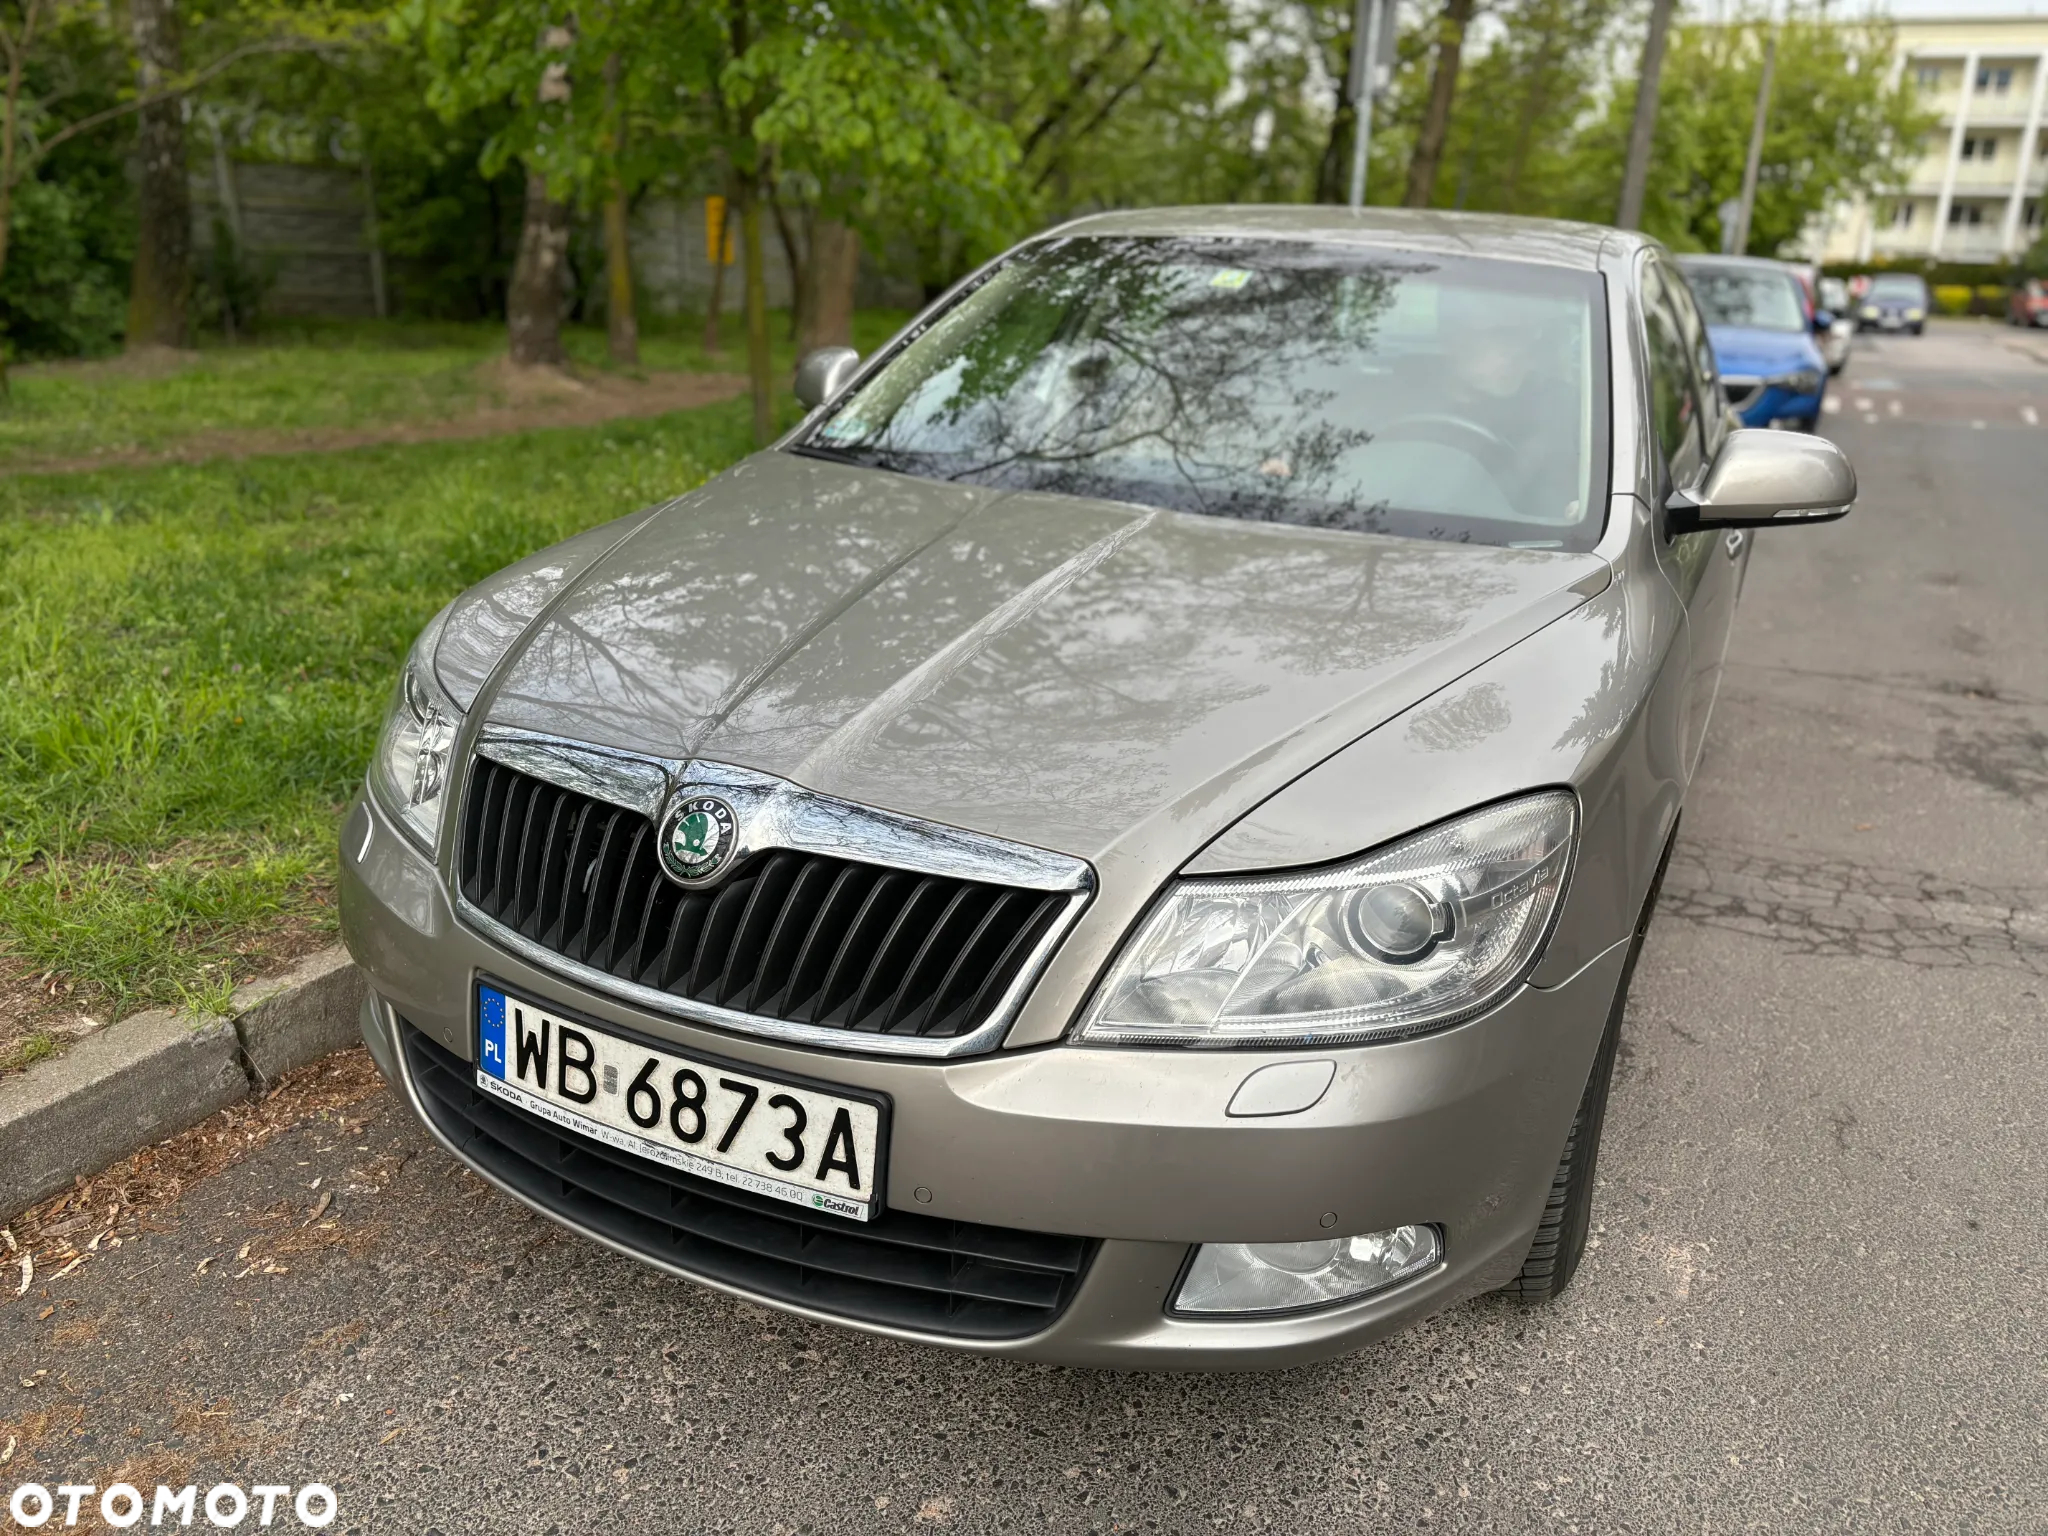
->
{"left": 599, "top": 47, "right": 634, "bottom": 364}
{"left": 1430, "top": 0, "right": 1629, "bottom": 214}
{"left": 711, "top": 1, "right": 1039, "bottom": 438}
{"left": 404, "top": 0, "right": 692, "bottom": 370}
{"left": 0, "top": 4, "right": 128, "bottom": 362}
{"left": 1403, "top": 0, "right": 1476, "bottom": 207}
{"left": 1564, "top": 9, "right": 1928, "bottom": 255}
{"left": 0, "top": 0, "right": 344, "bottom": 387}
{"left": 125, "top": 0, "right": 189, "bottom": 347}
{"left": 856, "top": 0, "right": 1224, "bottom": 297}
{"left": 1616, "top": 0, "right": 1677, "bottom": 229}
{"left": 1065, "top": 4, "right": 1326, "bottom": 212}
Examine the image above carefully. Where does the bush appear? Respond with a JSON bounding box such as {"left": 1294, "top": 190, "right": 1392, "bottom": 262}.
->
{"left": 1932, "top": 284, "right": 1973, "bottom": 316}
{"left": 0, "top": 12, "right": 132, "bottom": 361}
{"left": 1, "top": 173, "right": 131, "bottom": 360}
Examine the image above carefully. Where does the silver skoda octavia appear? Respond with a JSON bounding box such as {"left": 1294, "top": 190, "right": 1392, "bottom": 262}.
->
{"left": 341, "top": 209, "right": 1855, "bottom": 1369}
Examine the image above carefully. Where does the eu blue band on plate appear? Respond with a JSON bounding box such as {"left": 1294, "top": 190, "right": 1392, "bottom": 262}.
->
{"left": 478, "top": 984, "right": 508, "bottom": 1080}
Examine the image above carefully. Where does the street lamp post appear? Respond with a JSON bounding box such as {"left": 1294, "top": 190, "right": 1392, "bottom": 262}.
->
{"left": 1347, "top": 0, "right": 1384, "bottom": 209}
{"left": 1730, "top": 33, "right": 1778, "bottom": 255}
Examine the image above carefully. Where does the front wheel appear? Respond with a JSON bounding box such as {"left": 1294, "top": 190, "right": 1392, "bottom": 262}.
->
{"left": 1500, "top": 828, "right": 1675, "bottom": 1302}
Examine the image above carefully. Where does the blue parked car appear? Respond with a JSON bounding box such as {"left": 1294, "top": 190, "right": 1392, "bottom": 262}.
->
{"left": 1675, "top": 255, "right": 1830, "bottom": 431}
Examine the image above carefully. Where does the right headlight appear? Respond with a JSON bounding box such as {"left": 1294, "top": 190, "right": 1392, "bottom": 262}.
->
{"left": 1077, "top": 792, "right": 1576, "bottom": 1049}
{"left": 368, "top": 617, "right": 463, "bottom": 850}
{"left": 1767, "top": 367, "right": 1825, "bottom": 395}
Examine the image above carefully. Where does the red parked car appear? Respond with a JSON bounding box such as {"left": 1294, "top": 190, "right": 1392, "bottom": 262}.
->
{"left": 2011, "top": 279, "right": 2048, "bottom": 328}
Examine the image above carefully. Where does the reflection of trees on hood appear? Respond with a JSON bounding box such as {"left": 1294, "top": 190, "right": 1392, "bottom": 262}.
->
{"left": 848, "top": 237, "right": 1412, "bottom": 527}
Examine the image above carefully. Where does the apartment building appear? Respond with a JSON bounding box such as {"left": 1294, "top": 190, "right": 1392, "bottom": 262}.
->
{"left": 1811, "top": 15, "right": 2048, "bottom": 263}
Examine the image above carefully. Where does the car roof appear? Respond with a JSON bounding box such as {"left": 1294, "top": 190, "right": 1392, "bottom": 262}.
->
{"left": 1038, "top": 206, "right": 1637, "bottom": 273}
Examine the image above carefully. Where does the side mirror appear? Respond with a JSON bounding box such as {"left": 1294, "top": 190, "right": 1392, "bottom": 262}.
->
{"left": 1812, "top": 309, "right": 1835, "bottom": 331}
{"left": 1668, "top": 428, "right": 1856, "bottom": 532}
{"left": 794, "top": 347, "right": 861, "bottom": 410}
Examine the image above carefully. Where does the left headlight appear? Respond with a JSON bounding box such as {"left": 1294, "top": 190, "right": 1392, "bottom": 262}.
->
{"left": 1767, "top": 368, "right": 1824, "bottom": 395}
{"left": 1077, "top": 791, "right": 1576, "bottom": 1049}
{"left": 369, "top": 623, "right": 463, "bottom": 850}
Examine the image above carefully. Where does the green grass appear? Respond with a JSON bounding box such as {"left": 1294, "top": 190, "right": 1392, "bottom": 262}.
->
{"left": 0, "top": 393, "right": 792, "bottom": 1020}
{"left": 1, "top": 1030, "right": 57, "bottom": 1074}
{"left": 3, "top": 323, "right": 503, "bottom": 465}
{"left": 0, "top": 310, "right": 911, "bottom": 469}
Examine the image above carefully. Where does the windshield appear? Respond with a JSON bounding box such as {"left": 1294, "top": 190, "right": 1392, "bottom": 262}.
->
{"left": 1681, "top": 266, "right": 1807, "bottom": 332}
{"left": 1868, "top": 275, "right": 1927, "bottom": 300}
{"left": 800, "top": 237, "right": 1607, "bottom": 551}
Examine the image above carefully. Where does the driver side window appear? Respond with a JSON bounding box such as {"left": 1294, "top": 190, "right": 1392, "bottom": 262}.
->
{"left": 1640, "top": 263, "right": 1704, "bottom": 489}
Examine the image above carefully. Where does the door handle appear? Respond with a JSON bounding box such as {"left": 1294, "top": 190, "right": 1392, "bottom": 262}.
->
{"left": 1723, "top": 530, "right": 1747, "bottom": 560}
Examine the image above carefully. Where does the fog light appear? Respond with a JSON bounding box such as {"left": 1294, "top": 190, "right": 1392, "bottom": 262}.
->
{"left": 1173, "top": 1225, "right": 1441, "bottom": 1315}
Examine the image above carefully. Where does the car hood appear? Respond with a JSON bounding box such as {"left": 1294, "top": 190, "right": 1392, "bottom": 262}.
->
{"left": 466, "top": 452, "right": 1604, "bottom": 865}
{"left": 1708, "top": 325, "right": 1823, "bottom": 378}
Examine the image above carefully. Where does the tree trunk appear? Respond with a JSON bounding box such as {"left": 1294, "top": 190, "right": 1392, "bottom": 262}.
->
{"left": 799, "top": 218, "right": 859, "bottom": 354}
{"left": 601, "top": 51, "right": 637, "bottom": 365}
{"left": 1403, "top": 0, "right": 1477, "bottom": 209}
{"left": 1615, "top": 0, "right": 1677, "bottom": 230}
{"left": 1500, "top": 31, "right": 1563, "bottom": 214}
{"left": 603, "top": 188, "right": 637, "bottom": 365}
{"left": 771, "top": 193, "right": 807, "bottom": 343}
{"left": 508, "top": 169, "right": 569, "bottom": 366}
{"left": 1, "top": 17, "right": 20, "bottom": 397}
{"left": 126, "top": 0, "right": 190, "bottom": 350}
{"left": 1315, "top": 31, "right": 1358, "bottom": 204}
{"left": 703, "top": 191, "right": 730, "bottom": 353}
{"left": 739, "top": 180, "right": 773, "bottom": 446}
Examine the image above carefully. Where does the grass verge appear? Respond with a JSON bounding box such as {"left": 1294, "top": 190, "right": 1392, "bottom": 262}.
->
{"left": 0, "top": 311, "right": 909, "bottom": 469}
{"left": 0, "top": 392, "right": 790, "bottom": 1060}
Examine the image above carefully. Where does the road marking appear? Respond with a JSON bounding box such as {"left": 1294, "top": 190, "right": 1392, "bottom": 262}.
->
{"left": 1971, "top": 419, "right": 1987, "bottom": 430}
{"left": 2024, "top": 405, "right": 2040, "bottom": 426}
{"left": 1823, "top": 395, "right": 1843, "bottom": 416}
{"left": 1887, "top": 399, "right": 1903, "bottom": 417}
{"left": 1863, "top": 414, "right": 1879, "bottom": 426}
{"left": 1854, "top": 397, "right": 1872, "bottom": 411}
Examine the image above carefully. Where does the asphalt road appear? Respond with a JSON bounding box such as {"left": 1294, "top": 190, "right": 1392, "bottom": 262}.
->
{"left": 6, "top": 320, "right": 2046, "bottom": 1535}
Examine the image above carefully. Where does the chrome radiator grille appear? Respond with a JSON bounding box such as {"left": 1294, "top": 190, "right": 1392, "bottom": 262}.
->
{"left": 457, "top": 757, "right": 1072, "bottom": 1043}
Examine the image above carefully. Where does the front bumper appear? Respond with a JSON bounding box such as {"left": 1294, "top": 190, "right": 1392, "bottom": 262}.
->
{"left": 343, "top": 790, "right": 1628, "bottom": 1369}
{"left": 1734, "top": 383, "right": 1823, "bottom": 429}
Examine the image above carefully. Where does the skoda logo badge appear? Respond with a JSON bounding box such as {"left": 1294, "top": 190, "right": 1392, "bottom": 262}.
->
{"left": 661, "top": 794, "right": 738, "bottom": 885}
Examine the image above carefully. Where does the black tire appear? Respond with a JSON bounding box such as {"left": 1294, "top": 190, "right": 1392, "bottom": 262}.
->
{"left": 1911, "top": 323, "right": 1924, "bottom": 336}
{"left": 1501, "top": 826, "right": 1677, "bottom": 1302}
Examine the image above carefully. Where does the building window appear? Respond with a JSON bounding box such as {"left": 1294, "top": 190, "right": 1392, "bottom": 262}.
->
{"left": 1976, "top": 65, "right": 2014, "bottom": 93}
{"left": 1948, "top": 203, "right": 1984, "bottom": 227}
{"left": 1961, "top": 136, "right": 1998, "bottom": 163}
{"left": 1891, "top": 203, "right": 1914, "bottom": 228}
{"left": 2027, "top": 201, "right": 2043, "bottom": 230}
{"left": 1915, "top": 63, "right": 1943, "bottom": 89}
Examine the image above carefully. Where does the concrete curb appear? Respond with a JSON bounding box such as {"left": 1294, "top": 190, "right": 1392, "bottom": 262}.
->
{"left": 0, "top": 946, "right": 364, "bottom": 1223}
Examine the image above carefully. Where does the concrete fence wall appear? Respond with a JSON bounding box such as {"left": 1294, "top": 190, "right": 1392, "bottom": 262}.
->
{"left": 192, "top": 160, "right": 919, "bottom": 321}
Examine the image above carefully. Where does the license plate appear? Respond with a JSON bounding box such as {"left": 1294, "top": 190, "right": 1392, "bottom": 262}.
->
{"left": 474, "top": 981, "right": 888, "bottom": 1221}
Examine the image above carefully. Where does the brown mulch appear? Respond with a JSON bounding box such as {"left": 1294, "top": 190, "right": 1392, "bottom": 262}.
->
{"left": 2, "top": 1048, "right": 387, "bottom": 1293}
{"left": 4, "top": 364, "right": 749, "bottom": 476}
